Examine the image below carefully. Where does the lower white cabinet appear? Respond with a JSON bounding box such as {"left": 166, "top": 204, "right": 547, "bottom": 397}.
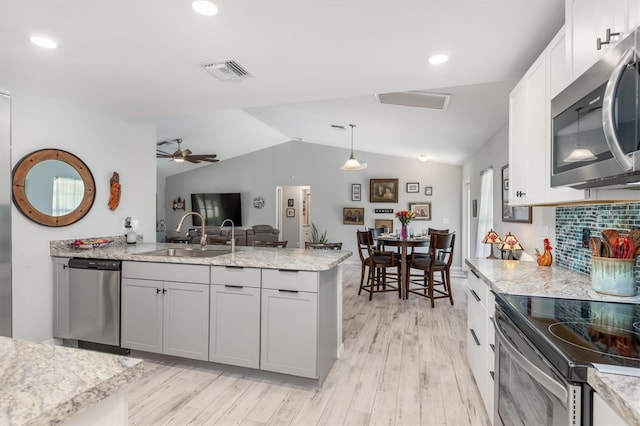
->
{"left": 466, "top": 268, "right": 496, "bottom": 424}
{"left": 260, "top": 268, "right": 337, "bottom": 381}
{"left": 592, "top": 392, "right": 627, "bottom": 426}
{"left": 209, "top": 266, "right": 261, "bottom": 368}
{"left": 121, "top": 262, "right": 210, "bottom": 361}
{"left": 52, "top": 257, "right": 70, "bottom": 339}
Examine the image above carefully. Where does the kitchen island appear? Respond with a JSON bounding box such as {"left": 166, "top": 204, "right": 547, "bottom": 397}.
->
{"left": 51, "top": 239, "right": 351, "bottom": 383}
{"left": 0, "top": 336, "right": 142, "bottom": 425}
{"left": 466, "top": 258, "right": 640, "bottom": 426}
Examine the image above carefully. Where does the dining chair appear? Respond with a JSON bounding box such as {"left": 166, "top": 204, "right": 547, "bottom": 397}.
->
{"left": 253, "top": 240, "right": 288, "bottom": 248}
{"left": 356, "top": 230, "right": 400, "bottom": 300}
{"left": 408, "top": 232, "right": 456, "bottom": 307}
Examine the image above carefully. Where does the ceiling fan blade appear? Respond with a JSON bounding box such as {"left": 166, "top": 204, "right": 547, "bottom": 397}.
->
{"left": 198, "top": 158, "right": 220, "bottom": 163}
{"left": 187, "top": 154, "right": 217, "bottom": 159}
{"left": 184, "top": 157, "right": 201, "bottom": 164}
{"left": 156, "top": 152, "right": 172, "bottom": 158}
{"left": 181, "top": 148, "right": 192, "bottom": 157}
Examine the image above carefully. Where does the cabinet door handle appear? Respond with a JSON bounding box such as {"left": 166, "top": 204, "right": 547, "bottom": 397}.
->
{"left": 597, "top": 28, "right": 621, "bottom": 50}
{"left": 470, "top": 328, "right": 480, "bottom": 346}
{"left": 225, "top": 266, "right": 244, "bottom": 269}
{"left": 156, "top": 288, "right": 161, "bottom": 294}
{"left": 278, "top": 269, "right": 299, "bottom": 273}
{"left": 490, "top": 371, "right": 495, "bottom": 381}
{"left": 470, "top": 269, "right": 480, "bottom": 279}
{"left": 224, "top": 285, "right": 243, "bottom": 289}
{"left": 489, "top": 289, "right": 496, "bottom": 296}
{"left": 162, "top": 288, "right": 167, "bottom": 294}
{"left": 63, "top": 264, "right": 68, "bottom": 269}
{"left": 470, "top": 289, "right": 481, "bottom": 302}
{"left": 490, "top": 343, "right": 495, "bottom": 353}
{"left": 278, "top": 289, "right": 299, "bottom": 293}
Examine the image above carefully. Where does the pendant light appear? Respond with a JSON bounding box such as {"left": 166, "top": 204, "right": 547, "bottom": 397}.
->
{"left": 341, "top": 124, "right": 365, "bottom": 171}
{"left": 564, "top": 107, "right": 597, "bottom": 163}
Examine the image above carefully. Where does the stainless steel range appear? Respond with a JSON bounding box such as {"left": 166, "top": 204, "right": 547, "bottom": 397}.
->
{"left": 494, "top": 294, "right": 640, "bottom": 426}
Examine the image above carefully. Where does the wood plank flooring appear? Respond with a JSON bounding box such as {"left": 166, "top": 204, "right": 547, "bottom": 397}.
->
{"left": 128, "top": 264, "right": 490, "bottom": 426}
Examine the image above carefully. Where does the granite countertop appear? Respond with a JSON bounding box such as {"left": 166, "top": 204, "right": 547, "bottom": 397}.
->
{"left": 465, "top": 258, "right": 640, "bottom": 425}
{"left": 50, "top": 239, "right": 352, "bottom": 271}
{"left": 0, "top": 336, "right": 143, "bottom": 425}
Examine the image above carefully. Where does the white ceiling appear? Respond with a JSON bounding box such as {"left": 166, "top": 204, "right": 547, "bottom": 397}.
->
{"left": 1, "top": 0, "right": 565, "bottom": 177}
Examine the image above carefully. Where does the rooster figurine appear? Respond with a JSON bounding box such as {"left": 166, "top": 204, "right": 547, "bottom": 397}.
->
{"left": 535, "top": 238, "right": 553, "bottom": 266}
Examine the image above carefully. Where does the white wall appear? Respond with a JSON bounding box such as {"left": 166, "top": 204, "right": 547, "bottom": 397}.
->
{"left": 164, "top": 141, "right": 464, "bottom": 266}
{"left": 462, "top": 124, "right": 555, "bottom": 261}
{"left": 7, "top": 86, "right": 156, "bottom": 342}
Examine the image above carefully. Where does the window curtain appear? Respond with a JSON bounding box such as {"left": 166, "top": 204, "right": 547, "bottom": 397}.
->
{"left": 52, "top": 176, "right": 83, "bottom": 216}
{"left": 475, "top": 168, "right": 494, "bottom": 258}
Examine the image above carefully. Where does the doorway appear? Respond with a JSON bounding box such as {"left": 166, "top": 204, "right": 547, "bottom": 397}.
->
{"left": 275, "top": 185, "right": 311, "bottom": 248}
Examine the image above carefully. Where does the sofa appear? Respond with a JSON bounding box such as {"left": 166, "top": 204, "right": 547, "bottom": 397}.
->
{"left": 190, "top": 224, "right": 280, "bottom": 246}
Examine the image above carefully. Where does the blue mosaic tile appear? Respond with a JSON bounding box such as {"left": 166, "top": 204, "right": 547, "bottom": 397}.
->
{"left": 555, "top": 203, "right": 640, "bottom": 285}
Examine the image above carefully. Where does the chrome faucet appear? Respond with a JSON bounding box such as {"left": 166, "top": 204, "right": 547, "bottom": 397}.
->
{"left": 220, "top": 218, "right": 235, "bottom": 253}
{"left": 175, "top": 212, "right": 207, "bottom": 248}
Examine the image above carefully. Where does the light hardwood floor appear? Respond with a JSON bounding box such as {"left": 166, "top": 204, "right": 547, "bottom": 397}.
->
{"left": 128, "top": 264, "right": 490, "bottom": 426}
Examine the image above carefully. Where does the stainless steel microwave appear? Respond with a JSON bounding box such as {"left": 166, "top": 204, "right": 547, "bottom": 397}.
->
{"left": 551, "top": 27, "right": 640, "bottom": 189}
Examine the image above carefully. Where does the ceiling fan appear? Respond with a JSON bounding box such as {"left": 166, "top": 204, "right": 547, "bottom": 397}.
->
{"left": 156, "top": 138, "right": 219, "bottom": 164}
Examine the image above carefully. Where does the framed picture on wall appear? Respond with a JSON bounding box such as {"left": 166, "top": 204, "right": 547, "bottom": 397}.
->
{"left": 375, "top": 219, "right": 393, "bottom": 233}
{"left": 351, "top": 183, "right": 361, "bottom": 201}
{"left": 501, "top": 164, "right": 532, "bottom": 223}
{"left": 409, "top": 202, "right": 431, "bottom": 220}
{"left": 343, "top": 207, "right": 364, "bottom": 225}
{"left": 286, "top": 208, "right": 295, "bottom": 217}
{"left": 287, "top": 198, "right": 294, "bottom": 207}
{"left": 370, "top": 178, "right": 399, "bottom": 203}
{"left": 406, "top": 182, "right": 419, "bottom": 193}
{"left": 424, "top": 186, "right": 433, "bottom": 196}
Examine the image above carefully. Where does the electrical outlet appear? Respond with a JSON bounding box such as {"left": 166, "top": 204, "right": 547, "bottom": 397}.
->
{"left": 582, "top": 228, "right": 590, "bottom": 248}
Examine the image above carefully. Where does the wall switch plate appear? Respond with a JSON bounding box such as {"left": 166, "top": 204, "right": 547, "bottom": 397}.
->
{"left": 582, "top": 228, "right": 590, "bottom": 248}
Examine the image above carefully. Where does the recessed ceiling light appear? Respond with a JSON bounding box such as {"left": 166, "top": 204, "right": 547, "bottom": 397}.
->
{"left": 192, "top": 0, "right": 219, "bottom": 16}
{"left": 30, "top": 36, "right": 58, "bottom": 49}
{"left": 418, "top": 154, "right": 428, "bottom": 162}
{"left": 428, "top": 54, "right": 449, "bottom": 65}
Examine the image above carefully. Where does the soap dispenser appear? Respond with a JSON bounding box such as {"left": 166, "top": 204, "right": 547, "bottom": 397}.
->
{"left": 125, "top": 216, "right": 137, "bottom": 244}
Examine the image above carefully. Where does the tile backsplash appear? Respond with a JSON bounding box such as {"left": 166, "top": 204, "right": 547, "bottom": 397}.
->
{"left": 555, "top": 203, "right": 640, "bottom": 280}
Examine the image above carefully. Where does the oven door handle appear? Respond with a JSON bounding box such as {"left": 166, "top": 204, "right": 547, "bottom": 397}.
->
{"left": 602, "top": 46, "right": 636, "bottom": 171}
{"left": 494, "top": 319, "right": 568, "bottom": 403}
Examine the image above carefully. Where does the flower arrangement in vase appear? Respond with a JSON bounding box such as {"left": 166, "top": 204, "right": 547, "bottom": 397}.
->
{"left": 535, "top": 238, "right": 553, "bottom": 266}
{"left": 395, "top": 210, "right": 415, "bottom": 240}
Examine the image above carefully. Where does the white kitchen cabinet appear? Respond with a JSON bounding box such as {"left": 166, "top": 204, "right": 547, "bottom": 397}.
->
{"left": 121, "top": 262, "right": 210, "bottom": 361}
{"left": 260, "top": 268, "right": 337, "bottom": 381}
{"left": 592, "top": 392, "right": 627, "bottom": 426}
{"left": 466, "top": 268, "right": 495, "bottom": 424}
{"left": 209, "top": 266, "right": 261, "bottom": 368}
{"left": 508, "top": 52, "right": 547, "bottom": 206}
{"left": 566, "top": 0, "right": 630, "bottom": 79}
{"left": 52, "top": 257, "right": 70, "bottom": 339}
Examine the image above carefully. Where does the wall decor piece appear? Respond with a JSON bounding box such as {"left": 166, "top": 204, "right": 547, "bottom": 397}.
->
{"left": 472, "top": 200, "right": 477, "bottom": 218}
{"left": 370, "top": 178, "right": 399, "bottom": 203}
{"left": 375, "top": 219, "right": 393, "bottom": 233}
{"left": 287, "top": 198, "right": 294, "bottom": 207}
{"left": 12, "top": 148, "right": 96, "bottom": 227}
{"left": 253, "top": 196, "right": 265, "bottom": 209}
{"left": 374, "top": 208, "right": 394, "bottom": 214}
{"left": 351, "top": 183, "right": 361, "bottom": 201}
{"left": 425, "top": 186, "right": 433, "bottom": 196}
{"left": 286, "top": 207, "right": 295, "bottom": 217}
{"left": 406, "top": 182, "right": 419, "bottom": 193}
{"left": 343, "top": 207, "right": 364, "bottom": 225}
{"left": 501, "top": 165, "right": 532, "bottom": 223}
{"left": 172, "top": 197, "right": 185, "bottom": 211}
{"left": 409, "top": 202, "right": 431, "bottom": 220}
{"left": 108, "top": 172, "right": 121, "bottom": 211}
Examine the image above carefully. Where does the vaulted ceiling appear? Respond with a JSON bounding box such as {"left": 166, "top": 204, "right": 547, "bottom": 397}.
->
{"left": 1, "top": 0, "right": 565, "bottom": 177}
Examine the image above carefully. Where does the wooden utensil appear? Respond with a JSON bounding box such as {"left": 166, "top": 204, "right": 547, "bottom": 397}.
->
{"left": 602, "top": 229, "right": 619, "bottom": 248}
{"left": 600, "top": 238, "right": 613, "bottom": 258}
{"left": 588, "top": 237, "right": 601, "bottom": 257}
{"left": 629, "top": 228, "right": 640, "bottom": 258}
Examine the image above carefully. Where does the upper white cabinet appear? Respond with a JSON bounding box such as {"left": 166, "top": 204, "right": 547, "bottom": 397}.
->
{"left": 567, "top": 0, "right": 640, "bottom": 79}
{"left": 509, "top": 52, "right": 554, "bottom": 206}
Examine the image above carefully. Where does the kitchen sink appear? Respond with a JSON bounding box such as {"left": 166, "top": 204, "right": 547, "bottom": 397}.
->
{"left": 140, "top": 248, "right": 231, "bottom": 258}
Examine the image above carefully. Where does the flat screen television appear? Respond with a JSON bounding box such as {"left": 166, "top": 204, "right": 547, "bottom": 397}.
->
{"left": 190, "top": 193, "right": 242, "bottom": 227}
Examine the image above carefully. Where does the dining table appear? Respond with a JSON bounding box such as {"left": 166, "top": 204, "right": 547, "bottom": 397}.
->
{"left": 376, "top": 234, "right": 430, "bottom": 299}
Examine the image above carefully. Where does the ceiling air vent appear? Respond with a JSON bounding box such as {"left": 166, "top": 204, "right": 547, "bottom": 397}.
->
{"left": 200, "top": 60, "right": 254, "bottom": 81}
{"left": 375, "top": 90, "right": 451, "bottom": 111}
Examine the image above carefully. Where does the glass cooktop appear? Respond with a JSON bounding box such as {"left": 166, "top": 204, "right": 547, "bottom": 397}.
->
{"left": 497, "top": 294, "right": 640, "bottom": 382}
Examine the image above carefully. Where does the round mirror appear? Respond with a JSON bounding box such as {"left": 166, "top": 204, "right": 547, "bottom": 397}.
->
{"left": 12, "top": 149, "right": 95, "bottom": 226}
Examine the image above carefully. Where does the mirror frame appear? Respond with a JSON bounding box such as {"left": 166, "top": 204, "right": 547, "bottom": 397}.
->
{"left": 12, "top": 149, "right": 95, "bottom": 227}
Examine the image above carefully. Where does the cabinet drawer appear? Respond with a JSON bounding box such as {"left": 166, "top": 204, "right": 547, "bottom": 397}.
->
{"left": 262, "top": 269, "right": 318, "bottom": 293}
{"left": 468, "top": 268, "right": 488, "bottom": 307}
{"left": 210, "top": 265, "right": 260, "bottom": 288}
{"left": 122, "top": 261, "right": 209, "bottom": 284}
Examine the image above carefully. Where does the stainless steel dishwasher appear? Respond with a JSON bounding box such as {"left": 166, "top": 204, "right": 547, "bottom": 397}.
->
{"left": 67, "top": 258, "right": 121, "bottom": 347}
